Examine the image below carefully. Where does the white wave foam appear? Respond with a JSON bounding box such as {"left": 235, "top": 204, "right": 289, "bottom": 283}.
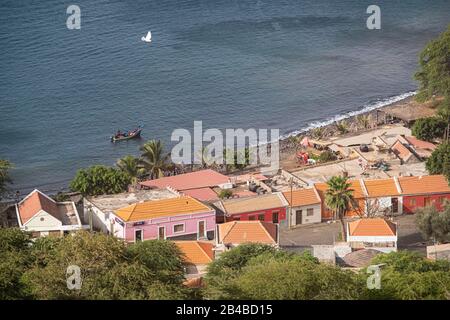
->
{"left": 281, "top": 90, "right": 417, "bottom": 139}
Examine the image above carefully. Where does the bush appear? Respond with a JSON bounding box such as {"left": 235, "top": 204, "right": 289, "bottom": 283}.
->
{"left": 426, "top": 143, "right": 450, "bottom": 182}
{"left": 70, "top": 165, "right": 131, "bottom": 196}
{"left": 318, "top": 150, "right": 337, "bottom": 163}
{"left": 218, "top": 189, "right": 233, "bottom": 199}
{"left": 412, "top": 117, "right": 447, "bottom": 142}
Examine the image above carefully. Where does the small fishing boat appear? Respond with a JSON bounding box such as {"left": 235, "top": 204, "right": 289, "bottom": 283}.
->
{"left": 111, "top": 127, "right": 142, "bottom": 142}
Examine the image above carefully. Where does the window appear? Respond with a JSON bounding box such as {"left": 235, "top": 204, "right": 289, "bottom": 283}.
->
{"left": 232, "top": 216, "right": 240, "bottom": 221}
{"left": 249, "top": 215, "right": 256, "bottom": 221}
{"left": 410, "top": 198, "right": 416, "bottom": 206}
{"left": 198, "top": 221, "right": 206, "bottom": 239}
{"left": 306, "top": 208, "right": 314, "bottom": 216}
{"left": 40, "top": 217, "right": 45, "bottom": 221}
{"left": 173, "top": 224, "right": 184, "bottom": 233}
{"left": 258, "top": 214, "right": 265, "bottom": 221}
{"left": 439, "top": 197, "right": 445, "bottom": 204}
{"left": 272, "top": 211, "right": 279, "bottom": 224}
{"left": 135, "top": 229, "right": 143, "bottom": 242}
{"left": 424, "top": 197, "right": 432, "bottom": 207}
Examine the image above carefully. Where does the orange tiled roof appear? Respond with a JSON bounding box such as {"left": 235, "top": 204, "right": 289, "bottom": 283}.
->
{"left": 348, "top": 218, "right": 397, "bottom": 237}
{"left": 283, "top": 188, "right": 321, "bottom": 207}
{"left": 115, "top": 196, "right": 212, "bottom": 222}
{"left": 175, "top": 241, "right": 214, "bottom": 265}
{"left": 363, "top": 178, "right": 400, "bottom": 197}
{"left": 398, "top": 175, "right": 450, "bottom": 195}
{"left": 217, "top": 221, "right": 277, "bottom": 245}
{"left": 139, "top": 169, "right": 230, "bottom": 190}
{"left": 220, "top": 193, "right": 287, "bottom": 215}
{"left": 314, "top": 179, "right": 366, "bottom": 199}
{"left": 391, "top": 141, "right": 415, "bottom": 162}
{"left": 17, "top": 189, "right": 59, "bottom": 224}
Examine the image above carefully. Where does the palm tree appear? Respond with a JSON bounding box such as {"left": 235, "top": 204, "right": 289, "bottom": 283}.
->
{"left": 335, "top": 120, "right": 349, "bottom": 134}
{"left": 311, "top": 127, "right": 325, "bottom": 140}
{"left": 116, "top": 155, "right": 145, "bottom": 185}
{"left": 139, "top": 140, "right": 169, "bottom": 179}
{"left": 356, "top": 114, "right": 372, "bottom": 130}
{"left": 325, "top": 176, "right": 356, "bottom": 242}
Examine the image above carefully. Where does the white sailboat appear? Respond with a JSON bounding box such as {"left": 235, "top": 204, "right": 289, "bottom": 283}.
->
{"left": 141, "top": 31, "right": 152, "bottom": 43}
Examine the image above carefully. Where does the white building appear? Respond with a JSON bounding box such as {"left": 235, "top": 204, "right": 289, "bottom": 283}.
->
{"left": 16, "top": 189, "right": 86, "bottom": 237}
{"left": 347, "top": 218, "right": 397, "bottom": 253}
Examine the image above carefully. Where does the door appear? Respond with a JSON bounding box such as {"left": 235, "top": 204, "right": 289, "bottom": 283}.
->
{"left": 158, "top": 226, "right": 165, "bottom": 240}
{"left": 198, "top": 221, "right": 206, "bottom": 239}
{"left": 135, "top": 229, "right": 143, "bottom": 242}
{"left": 295, "top": 210, "right": 303, "bottom": 225}
{"left": 391, "top": 198, "right": 399, "bottom": 213}
{"left": 272, "top": 212, "right": 279, "bottom": 224}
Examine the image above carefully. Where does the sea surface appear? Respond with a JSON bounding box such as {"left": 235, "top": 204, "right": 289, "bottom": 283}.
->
{"left": 0, "top": 0, "right": 449, "bottom": 194}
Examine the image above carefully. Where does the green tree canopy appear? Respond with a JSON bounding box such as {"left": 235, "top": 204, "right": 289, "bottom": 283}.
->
{"left": 206, "top": 246, "right": 360, "bottom": 300}
{"left": 415, "top": 24, "right": 450, "bottom": 122}
{"left": 362, "top": 251, "right": 450, "bottom": 300}
{"left": 416, "top": 202, "right": 450, "bottom": 243}
{"left": 22, "top": 232, "right": 190, "bottom": 300}
{"left": 325, "top": 176, "right": 356, "bottom": 241}
{"left": 140, "top": 140, "right": 170, "bottom": 179}
{"left": 116, "top": 155, "right": 145, "bottom": 185}
{"left": 412, "top": 117, "right": 447, "bottom": 142}
{"left": 70, "top": 165, "right": 131, "bottom": 196}
{"left": 0, "top": 159, "right": 13, "bottom": 199}
{"left": 0, "top": 228, "right": 32, "bottom": 299}
{"left": 425, "top": 143, "right": 450, "bottom": 183}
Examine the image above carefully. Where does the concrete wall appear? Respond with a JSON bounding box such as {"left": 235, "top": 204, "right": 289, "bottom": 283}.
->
{"left": 289, "top": 203, "right": 321, "bottom": 226}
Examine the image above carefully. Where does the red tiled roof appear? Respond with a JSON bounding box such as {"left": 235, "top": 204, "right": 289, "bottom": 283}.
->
{"left": 181, "top": 187, "right": 219, "bottom": 201}
{"left": 17, "top": 189, "right": 59, "bottom": 225}
{"left": 348, "top": 218, "right": 397, "bottom": 237}
{"left": 405, "top": 136, "right": 436, "bottom": 151}
{"left": 139, "top": 169, "right": 230, "bottom": 190}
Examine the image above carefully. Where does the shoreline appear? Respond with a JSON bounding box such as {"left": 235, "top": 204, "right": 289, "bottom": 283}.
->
{"left": 6, "top": 90, "right": 423, "bottom": 197}
{"left": 278, "top": 91, "right": 418, "bottom": 158}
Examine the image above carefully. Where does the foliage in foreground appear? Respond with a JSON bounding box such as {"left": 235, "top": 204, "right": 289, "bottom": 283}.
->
{"left": 412, "top": 117, "right": 447, "bottom": 142}
{"left": 0, "top": 159, "right": 13, "bottom": 199}
{"left": 0, "top": 229, "right": 190, "bottom": 300}
{"left": 2, "top": 230, "right": 450, "bottom": 300}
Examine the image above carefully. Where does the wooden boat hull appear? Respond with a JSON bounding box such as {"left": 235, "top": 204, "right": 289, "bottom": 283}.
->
{"left": 111, "top": 129, "right": 142, "bottom": 142}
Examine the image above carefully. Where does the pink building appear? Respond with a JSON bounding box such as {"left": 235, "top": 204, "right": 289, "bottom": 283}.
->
{"left": 111, "top": 196, "right": 216, "bottom": 242}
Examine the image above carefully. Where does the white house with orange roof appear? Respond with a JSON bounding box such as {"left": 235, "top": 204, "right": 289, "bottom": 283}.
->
{"left": 360, "top": 177, "right": 403, "bottom": 216}
{"left": 347, "top": 218, "right": 397, "bottom": 253}
{"left": 175, "top": 241, "right": 214, "bottom": 277}
{"left": 15, "top": 189, "right": 85, "bottom": 237}
{"left": 282, "top": 187, "right": 322, "bottom": 226}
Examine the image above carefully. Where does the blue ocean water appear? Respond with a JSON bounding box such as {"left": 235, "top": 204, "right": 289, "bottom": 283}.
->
{"left": 0, "top": 0, "right": 449, "bottom": 194}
